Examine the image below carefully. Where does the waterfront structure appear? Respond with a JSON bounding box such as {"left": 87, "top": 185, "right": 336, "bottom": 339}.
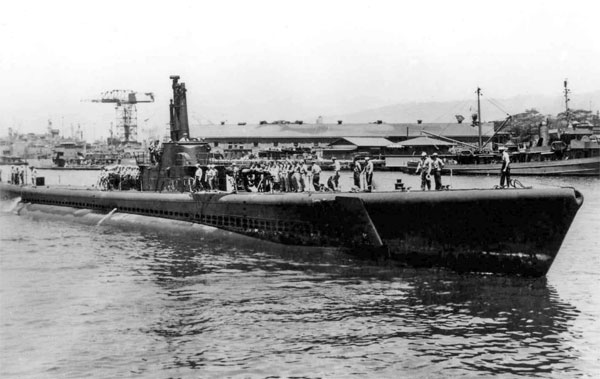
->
{"left": 389, "top": 83, "right": 600, "bottom": 176}
{"left": 386, "top": 137, "right": 457, "bottom": 167}
{"left": 196, "top": 121, "right": 499, "bottom": 159}
{"left": 321, "top": 137, "right": 393, "bottom": 160}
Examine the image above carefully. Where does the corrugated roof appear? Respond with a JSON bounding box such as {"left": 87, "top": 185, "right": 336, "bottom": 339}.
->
{"left": 332, "top": 137, "right": 393, "bottom": 147}
{"left": 192, "top": 122, "right": 495, "bottom": 139}
{"left": 389, "top": 136, "right": 457, "bottom": 147}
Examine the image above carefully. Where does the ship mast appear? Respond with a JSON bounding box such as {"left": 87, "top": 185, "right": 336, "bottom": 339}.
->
{"left": 169, "top": 75, "right": 190, "bottom": 141}
{"left": 477, "top": 87, "right": 482, "bottom": 151}
{"left": 564, "top": 79, "right": 571, "bottom": 128}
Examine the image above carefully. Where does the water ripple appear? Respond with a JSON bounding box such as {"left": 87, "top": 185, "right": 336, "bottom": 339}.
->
{"left": 1, "top": 175, "right": 599, "bottom": 378}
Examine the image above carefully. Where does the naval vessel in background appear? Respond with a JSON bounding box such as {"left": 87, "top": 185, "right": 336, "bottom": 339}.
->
{"left": 400, "top": 83, "right": 600, "bottom": 176}
{"left": 0, "top": 76, "right": 584, "bottom": 277}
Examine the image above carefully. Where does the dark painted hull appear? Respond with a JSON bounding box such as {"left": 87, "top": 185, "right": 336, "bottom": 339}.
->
{"left": 0, "top": 183, "right": 583, "bottom": 277}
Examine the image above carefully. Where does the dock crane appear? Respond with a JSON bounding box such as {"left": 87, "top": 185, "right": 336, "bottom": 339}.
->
{"left": 85, "top": 90, "right": 154, "bottom": 143}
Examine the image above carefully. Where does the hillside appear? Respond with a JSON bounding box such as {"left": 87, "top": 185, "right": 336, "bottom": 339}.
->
{"left": 325, "top": 90, "right": 600, "bottom": 124}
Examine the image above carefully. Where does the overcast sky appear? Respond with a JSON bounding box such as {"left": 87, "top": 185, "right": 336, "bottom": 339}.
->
{"left": 1, "top": 0, "right": 599, "bottom": 141}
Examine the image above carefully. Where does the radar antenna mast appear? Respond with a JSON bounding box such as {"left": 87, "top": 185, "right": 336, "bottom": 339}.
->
{"left": 564, "top": 79, "right": 571, "bottom": 128}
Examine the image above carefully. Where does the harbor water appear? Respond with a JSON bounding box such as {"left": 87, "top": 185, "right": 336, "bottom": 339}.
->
{"left": 1, "top": 168, "right": 599, "bottom": 378}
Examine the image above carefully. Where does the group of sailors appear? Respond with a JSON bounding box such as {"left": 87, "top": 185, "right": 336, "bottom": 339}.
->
{"left": 351, "top": 156, "right": 375, "bottom": 192}
{"left": 97, "top": 165, "right": 141, "bottom": 191}
{"left": 148, "top": 140, "right": 164, "bottom": 165}
{"left": 6, "top": 166, "right": 37, "bottom": 186}
{"left": 208, "top": 160, "right": 325, "bottom": 193}
{"left": 192, "top": 164, "right": 219, "bottom": 191}
{"left": 241, "top": 160, "right": 324, "bottom": 193}
{"left": 415, "top": 148, "right": 512, "bottom": 190}
{"left": 415, "top": 152, "right": 446, "bottom": 191}
{"left": 190, "top": 157, "right": 376, "bottom": 194}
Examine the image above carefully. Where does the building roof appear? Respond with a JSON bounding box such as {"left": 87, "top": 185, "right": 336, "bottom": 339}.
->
{"left": 388, "top": 136, "right": 457, "bottom": 148}
{"left": 330, "top": 137, "right": 393, "bottom": 147}
{"left": 192, "top": 122, "right": 495, "bottom": 140}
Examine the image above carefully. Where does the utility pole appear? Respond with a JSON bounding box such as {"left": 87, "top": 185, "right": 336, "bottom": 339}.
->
{"left": 477, "top": 87, "right": 482, "bottom": 151}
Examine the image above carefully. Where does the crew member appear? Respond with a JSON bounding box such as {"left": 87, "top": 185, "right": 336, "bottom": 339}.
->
{"left": 500, "top": 146, "right": 511, "bottom": 187}
{"left": 300, "top": 160, "right": 309, "bottom": 192}
{"left": 326, "top": 175, "right": 337, "bottom": 191}
{"left": 364, "top": 157, "right": 374, "bottom": 191}
{"left": 415, "top": 152, "right": 432, "bottom": 191}
{"left": 148, "top": 140, "right": 157, "bottom": 164}
{"left": 431, "top": 153, "right": 445, "bottom": 190}
{"left": 30, "top": 166, "right": 37, "bottom": 186}
{"left": 194, "top": 164, "right": 203, "bottom": 191}
{"left": 332, "top": 157, "right": 341, "bottom": 189}
{"left": 311, "top": 161, "right": 322, "bottom": 191}
{"left": 179, "top": 133, "right": 190, "bottom": 142}
{"left": 206, "top": 165, "right": 217, "bottom": 191}
{"left": 352, "top": 157, "right": 362, "bottom": 189}
{"left": 292, "top": 162, "right": 302, "bottom": 192}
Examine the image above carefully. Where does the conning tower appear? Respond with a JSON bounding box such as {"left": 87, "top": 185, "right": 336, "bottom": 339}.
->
{"left": 139, "top": 76, "right": 214, "bottom": 192}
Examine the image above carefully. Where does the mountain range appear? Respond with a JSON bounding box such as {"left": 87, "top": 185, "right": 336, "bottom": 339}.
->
{"left": 326, "top": 90, "right": 600, "bottom": 124}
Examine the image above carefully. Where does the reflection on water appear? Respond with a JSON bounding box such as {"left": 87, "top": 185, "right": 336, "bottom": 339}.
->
{"left": 121, "top": 233, "right": 583, "bottom": 377}
{"left": 1, "top": 172, "right": 599, "bottom": 378}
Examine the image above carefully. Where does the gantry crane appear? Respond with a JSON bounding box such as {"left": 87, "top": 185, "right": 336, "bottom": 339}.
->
{"left": 85, "top": 90, "right": 154, "bottom": 143}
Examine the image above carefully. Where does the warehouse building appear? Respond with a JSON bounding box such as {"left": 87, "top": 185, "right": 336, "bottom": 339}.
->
{"left": 190, "top": 121, "right": 499, "bottom": 158}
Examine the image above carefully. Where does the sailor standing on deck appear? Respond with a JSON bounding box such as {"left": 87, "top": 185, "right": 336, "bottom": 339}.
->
{"left": 30, "top": 166, "right": 37, "bottom": 186}
{"left": 364, "top": 157, "right": 374, "bottom": 191}
{"left": 415, "top": 152, "right": 432, "bottom": 191}
{"left": 270, "top": 162, "right": 280, "bottom": 192}
{"left": 431, "top": 153, "right": 445, "bottom": 190}
{"left": 311, "top": 161, "right": 322, "bottom": 191}
{"left": 231, "top": 163, "right": 240, "bottom": 193}
{"left": 499, "top": 146, "right": 511, "bottom": 187}
{"left": 207, "top": 165, "right": 217, "bottom": 191}
{"left": 300, "top": 160, "right": 309, "bottom": 192}
{"left": 352, "top": 157, "right": 362, "bottom": 189}
{"left": 194, "top": 164, "right": 203, "bottom": 191}
{"left": 332, "top": 157, "right": 341, "bottom": 189}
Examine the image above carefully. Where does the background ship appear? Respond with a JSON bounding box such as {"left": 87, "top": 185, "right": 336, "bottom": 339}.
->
{"left": 400, "top": 83, "right": 600, "bottom": 176}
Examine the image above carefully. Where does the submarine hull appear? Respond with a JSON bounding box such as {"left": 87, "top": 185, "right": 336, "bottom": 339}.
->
{"left": 0, "top": 183, "right": 583, "bottom": 276}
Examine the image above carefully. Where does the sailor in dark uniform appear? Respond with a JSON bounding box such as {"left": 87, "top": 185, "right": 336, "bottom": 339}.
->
{"left": 353, "top": 157, "right": 362, "bottom": 189}
{"left": 364, "top": 157, "right": 374, "bottom": 191}
{"left": 332, "top": 157, "right": 341, "bottom": 189}
{"left": 431, "top": 153, "right": 445, "bottom": 190}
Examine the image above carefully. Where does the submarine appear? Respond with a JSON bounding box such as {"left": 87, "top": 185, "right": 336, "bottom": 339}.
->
{"left": 0, "top": 76, "right": 584, "bottom": 277}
